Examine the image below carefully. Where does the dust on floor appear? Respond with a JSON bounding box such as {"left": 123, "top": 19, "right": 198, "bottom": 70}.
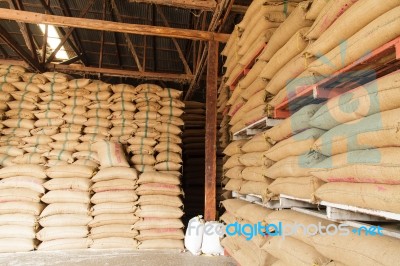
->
{"left": 0, "top": 249, "right": 236, "bottom": 266}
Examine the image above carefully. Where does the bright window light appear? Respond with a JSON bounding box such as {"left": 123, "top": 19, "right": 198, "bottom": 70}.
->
{"left": 39, "top": 24, "right": 69, "bottom": 60}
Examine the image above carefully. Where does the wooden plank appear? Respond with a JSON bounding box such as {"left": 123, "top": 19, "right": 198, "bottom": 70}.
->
{"left": 0, "top": 8, "right": 230, "bottom": 42}
{"left": 204, "top": 40, "right": 218, "bottom": 221}
{"left": 46, "top": 63, "right": 193, "bottom": 82}
{"left": 128, "top": 0, "right": 216, "bottom": 10}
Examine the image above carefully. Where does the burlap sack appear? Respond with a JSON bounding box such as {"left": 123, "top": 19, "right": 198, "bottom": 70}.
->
{"left": 238, "top": 181, "right": 270, "bottom": 199}
{"left": 2, "top": 128, "right": 31, "bottom": 137}
{"left": 154, "top": 162, "right": 181, "bottom": 171}
{"left": 44, "top": 178, "right": 91, "bottom": 191}
{"left": 136, "top": 205, "right": 183, "bottom": 219}
{"left": 262, "top": 236, "right": 330, "bottom": 266}
{"left": 85, "top": 81, "right": 111, "bottom": 92}
{"left": 90, "top": 226, "right": 138, "bottom": 240}
{"left": 63, "top": 114, "right": 87, "bottom": 125}
{"left": 36, "top": 101, "right": 64, "bottom": 110}
{"left": 111, "top": 84, "right": 137, "bottom": 93}
{"left": 224, "top": 166, "right": 244, "bottom": 180}
{"left": 310, "top": 72, "right": 400, "bottom": 130}
{"left": 0, "top": 201, "right": 44, "bottom": 215}
{"left": 266, "top": 152, "right": 326, "bottom": 179}
{"left": 135, "top": 92, "right": 160, "bottom": 103}
{"left": 264, "top": 104, "right": 321, "bottom": 142}
{"left": 93, "top": 141, "right": 129, "bottom": 168}
{"left": 137, "top": 195, "right": 183, "bottom": 207}
{"left": 155, "top": 152, "right": 182, "bottom": 164}
{"left": 12, "top": 153, "right": 46, "bottom": 164}
{"left": 241, "top": 133, "right": 272, "bottom": 153}
{"left": 239, "top": 152, "right": 274, "bottom": 167}
{"left": 138, "top": 239, "right": 184, "bottom": 250}
{"left": 305, "top": 0, "right": 330, "bottom": 20}
{"left": 37, "top": 238, "right": 92, "bottom": 251}
{"left": 40, "top": 203, "right": 90, "bottom": 217}
{"left": 91, "top": 191, "right": 138, "bottom": 204}
{"left": 61, "top": 97, "right": 90, "bottom": 106}
{"left": 136, "top": 183, "right": 182, "bottom": 196}
{"left": 90, "top": 202, "right": 137, "bottom": 216}
{"left": 63, "top": 88, "right": 90, "bottom": 97}
{"left": 264, "top": 128, "right": 325, "bottom": 161}
{"left": 87, "top": 101, "right": 111, "bottom": 109}
{"left": 0, "top": 176, "right": 45, "bottom": 194}
{"left": 36, "top": 226, "right": 88, "bottom": 241}
{"left": 46, "top": 165, "right": 94, "bottom": 179}
{"left": 41, "top": 190, "right": 90, "bottom": 204}
{"left": 311, "top": 148, "right": 400, "bottom": 184}
{"left": 61, "top": 105, "right": 87, "bottom": 116}
{"left": 267, "top": 176, "right": 324, "bottom": 200}
{"left": 21, "top": 73, "right": 47, "bottom": 84}
{"left": 39, "top": 92, "right": 67, "bottom": 101}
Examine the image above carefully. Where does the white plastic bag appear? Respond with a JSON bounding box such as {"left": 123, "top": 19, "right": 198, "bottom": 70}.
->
{"left": 185, "top": 216, "right": 204, "bottom": 255}
{"left": 201, "top": 221, "right": 224, "bottom": 256}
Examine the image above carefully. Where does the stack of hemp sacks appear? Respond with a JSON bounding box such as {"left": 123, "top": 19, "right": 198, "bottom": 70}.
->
{"left": 262, "top": 104, "right": 326, "bottom": 201}
{"left": 223, "top": 133, "right": 276, "bottom": 201}
{"left": 37, "top": 165, "right": 94, "bottom": 250}
{"left": 222, "top": 0, "right": 308, "bottom": 134}
{"left": 0, "top": 165, "right": 45, "bottom": 252}
{"left": 89, "top": 140, "right": 138, "bottom": 249}
{"left": 310, "top": 71, "right": 400, "bottom": 214}
{"left": 269, "top": 0, "right": 400, "bottom": 107}
{"left": 135, "top": 87, "right": 185, "bottom": 250}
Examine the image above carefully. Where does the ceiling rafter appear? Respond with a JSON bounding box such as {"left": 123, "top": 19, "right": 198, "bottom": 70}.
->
{"left": 110, "top": 0, "right": 143, "bottom": 72}
{"left": 46, "top": 0, "right": 96, "bottom": 63}
{"left": 128, "top": 0, "right": 216, "bottom": 10}
{"left": 156, "top": 6, "right": 192, "bottom": 75}
{"left": 0, "top": 8, "right": 229, "bottom": 42}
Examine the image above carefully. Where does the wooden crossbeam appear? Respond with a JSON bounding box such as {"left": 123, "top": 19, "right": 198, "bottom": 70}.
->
{"left": 0, "top": 8, "right": 229, "bottom": 42}
{"left": 129, "top": 0, "right": 216, "bottom": 10}
{"left": 46, "top": 63, "right": 193, "bottom": 82}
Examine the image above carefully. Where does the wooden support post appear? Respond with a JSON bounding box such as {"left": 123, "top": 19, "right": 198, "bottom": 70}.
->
{"left": 204, "top": 40, "right": 218, "bottom": 221}
{"left": 99, "top": 0, "right": 106, "bottom": 68}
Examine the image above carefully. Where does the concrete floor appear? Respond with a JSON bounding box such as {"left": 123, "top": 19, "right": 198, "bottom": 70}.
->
{"left": 0, "top": 249, "right": 236, "bottom": 266}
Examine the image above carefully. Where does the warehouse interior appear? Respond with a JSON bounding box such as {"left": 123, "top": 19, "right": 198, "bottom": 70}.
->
{"left": 0, "top": 0, "right": 400, "bottom": 265}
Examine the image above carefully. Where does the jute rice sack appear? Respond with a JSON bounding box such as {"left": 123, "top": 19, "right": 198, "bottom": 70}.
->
{"left": 39, "top": 214, "right": 92, "bottom": 227}
{"left": 43, "top": 72, "right": 69, "bottom": 83}
{"left": 241, "top": 78, "right": 268, "bottom": 101}
{"left": 257, "top": 1, "right": 313, "bottom": 62}
{"left": 267, "top": 176, "right": 325, "bottom": 200}
{"left": 266, "top": 209, "right": 332, "bottom": 246}
{"left": 265, "top": 152, "right": 326, "bottom": 179}
{"left": 61, "top": 105, "right": 87, "bottom": 115}
{"left": 312, "top": 232, "right": 400, "bottom": 266}
{"left": 138, "top": 239, "right": 184, "bottom": 250}
{"left": 22, "top": 135, "right": 53, "bottom": 145}
{"left": 36, "top": 101, "right": 65, "bottom": 110}
{"left": 37, "top": 238, "right": 92, "bottom": 251}
{"left": 6, "top": 109, "right": 36, "bottom": 119}
{"left": 34, "top": 109, "right": 64, "bottom": 119}
{"left": 136, "top": 183, "right": 182, "bottom": 196}
{"left": 311, "top": 148, "right": 400, "bottom": 184}
{"left": 111, "top": 84, "right": 137, "bottom": 93}
{"left": 155, "top": 123, "right": 182, "bottom": 135}
{"left": 224, "top": 166, "right": 244, "bottom": 180}
{"left": 62, "top": 88, "right": 90, "bottom": 97}
{"left": 154, "top": 142, "right": 182, "bottom": 154}
{"left": 2, "top": 119, "right": 35, "bottom": 129}
{"left": 305, "top": 0, "right": 400, "bottom": 57}
{"left": 84, "top": 91, "right": 112, "bottom": 101}
{"left": 264, "top": 128, "right": 325, "bottom": 161}
{"left": 2, "top": 128, "right": 31, "bottom": 137}
{"left": 159, "top": 98, "right": 184, "bottom": 108}
{"left": 109, "top": 101, "right": 136, "bottom": 112}
{"left": 313, "top": 108, "right": 400, "bottom": 156}
{"left": 34, "top": 118, "right": 64, "bottom": 127}
{"left": 239, "top": 152, "right": 274, "bottom": 167}
{"left": 39, "top": 92, "right": 68, "bottom": 101}
{"left": 262, "top": 236, "right": 330, "bottom": 266}
{"left": 0, "top": 164, "right": 46, "bottom": 179}
{"left": 91, "top": 237, "right": 138, "bottom": 249}
{"left": 41, "top": 190, "right": 90, "bottom": 204}
{"left": 0, "top": 154, "right": 15, "bottom": 167}
{"left": 84, "top": 126, "right": 110, "bottom": 136}
{"left": 0, "top": 213, "right": 37, "bottom": 227}
{"left": 138, "top": 195, "right": 183, "bottom": 207}
{"left": 79, "top": 134, "right": 106, "bottom": 143}
{"left": 132, "top": 217, "right": 183, "bottom": 230}
{"left": 314, "top": 182, "right": 400, "bottom": 213}
{"left": 158, "top": 88, "right": 182, "bottom": 99}
{"left": 305, "top": 0, "right": 357, "bottom": 40}
{"left": 221, "top": 199, "right": 249, "bottom": 214}
{"left": 21, "top": 73, "right": 46, "bottom": 84}
{"left": 7, "top": 100, "right": 36, "bottom": 110}
{"left": 40, "top": 203, "right": 90, "bottom": 217}
{"left": 86, "top": 109, "right": 111, "bottom": 119}
{"left": 238, "top": 181, "right": 270, "bottom": 199}
{"left": 46, "top": 165, "right": 94, "bottom": 178}
{"left": 223, "top": 154, "right": 242, "bottom": 169}
{"left": 91, "top": 179, "right": 137, "bottom": 193}
{"left": 158, "top": 133, "right": 182, "bottom": 144}
{"left": 233, "top": 235, "right": 277, "bottom": 266}
{"left": 155, "top": 152, "right": 181, "bottom": 164}
{"left": 12, "top": 153, "right": 46, "bottom": 164}
{"left": 92, "top": 167, "right": 137, "bottom": 182}
{"left": 85, "top": 81, "right": 111, "bottom": 92}
{"left": 73, "top": 159, "right": 99, "bottom": 168}
{"left": 36, "top": 226, "right": 89, "bottom": 241}
{"left": 108, "top": 92, "right": 137, "bottom": 103}
{"left": 0, "top": 238, "right": 35, "bottom": 252}
{"left": 44, "top": 178, "right": 91, "bottom": 191}
{"left": 154, "top": 162, "right": 181, "bottom": 171}
{"left": 91, "top": 191, "right": 138, "bottom": 204}
{"left": 136, "top": 228, "right": 184, "bottom": 241}
{"left": 127, "top": 144, "right": 154, "bottom": 155}
{"left": 90, "top": 203, "right": 137, "bottom": 216}
{"left": 310, "top": 72, "right": 400, "bottom": 130}
{"left": 108, "top": 111, "right": 135, "bottom": 120}
{"left": 87, "top": 101, "right": 111, "bottom": 109}
{"left": 0, "top": 73, "right": 20, "bottom": 83}
{"left": 0, "top": 201, "right": 44, "bottom": 215}
{"left": 136, "top": 101, "right": 161, "bottom": 112}
{"left": 63, "top": 114, "right": 87, "bottom": 125}
{"left": 260, "top": 27, "right": 310, "bottom": 80}
{"left": 241, "top": 133, "right": 272, "bottom": 153}
{"left": 241, "top": 166, "right": 271, "bottom": 182}
{"left": 224, "top": 178, "right": 242, "bottom": 191}
{"left": 93, "top": 141, "right": 130, "bottom": 168}
{"left": 264, "top": 104, "right": 321, "bottom": 143}
{"left": 136, "top": 205, "right": 183, "bottom": 219}
{"left": 109, "top": 126, "right": 136, "bottom": 137}
{"left": 0, "top": 176, "right": 45, "bottom": 193}
{"left": 307, "top": 7, "right": 400, "bottom": 78}
{"left": 158, "top": 115, "right": 184, "bottom": 126}
{"left": 305, "top": 0, "right": 329, "bottom": 20}
{"left": 61, "top": 96, "right": 90, "bottom": 106}
{"left": 138, "top": 172, "right": 180, "bottom": 185}
{"left": 88, "top": 214, "right": 139, "bottom": 228}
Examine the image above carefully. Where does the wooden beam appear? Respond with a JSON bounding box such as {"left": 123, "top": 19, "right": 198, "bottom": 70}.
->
{"left": 152, "top": 4, "right": 156, "bottom": 72}
{"left": 0, "top": 45, "right": 9, "bottom": 57}
{"left": 0, "top": 59, "right": 28, "bottom": 67}
{"left": 46, "top": 0, "right": 95, "bottom": 63}
{"left": 111, "top": 0, "right": 143, "bottom": 72}
{"left": 0, "top": 8, "right": 230, "bottom": 42}
{"left": 128, "top": 0, "right": 216, "bottom": 10}
{"left": 204, "top": 40, "right": 218, "bottom": 221}
{"left": 46, "top": 63, "right": 193, "bottom": 83}
{"left": 99, "top": 0, "right": 107, "bottom": 68}
{"left": 231, "top": 5, "right": 248, "bottom": 13}
{"left": 59, "top": 55, "right": 81, "bottom": 65}
{"left": 0, "top": 24, "right": 43, "bottom": 71}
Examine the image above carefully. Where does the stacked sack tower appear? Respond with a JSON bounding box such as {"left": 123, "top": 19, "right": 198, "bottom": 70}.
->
{"left": 0, "top": 64, "right": 185, "bottom": 252}
{"left": 218, "top": 0, "right": 400, "bottom": 265}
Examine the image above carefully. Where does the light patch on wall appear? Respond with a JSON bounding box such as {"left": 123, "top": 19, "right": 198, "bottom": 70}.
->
{"left": 39, "top": 24, "right": 69, "bottom": 60}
